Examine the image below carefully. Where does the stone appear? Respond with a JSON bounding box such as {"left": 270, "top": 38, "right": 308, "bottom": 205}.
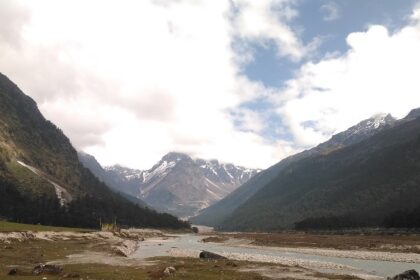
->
{"left": 163, "top": 266, "right": 176, "bottom": 276}
{"left": 388, "top": 270, "right": 420, "bottom": 280}
{"left": 7, "top": 268, "right": 18, "bottom": 275}
{"left": 32, "top": 264, "right": 62, "bottom": 275}
{"left": 226, "top": 261, "right": 238, "bottom": 267}
{"left": 199, "top": 250, "right": 227, "bottom": 260}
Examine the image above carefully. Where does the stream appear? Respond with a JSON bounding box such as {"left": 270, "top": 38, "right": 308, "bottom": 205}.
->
{"left": 131, "top": 234, "right": 420, "bottom": 279}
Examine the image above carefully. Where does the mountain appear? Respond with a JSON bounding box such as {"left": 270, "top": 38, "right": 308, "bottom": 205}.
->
{"left": 210, "top": 110, "right": 420, "bottom": 231}
{"left": 0, "top": 72, "right": 188, "bottom": 229}
{"left": 77, "top": 152, "right": 148, "bottom": 208}
{"left": 191, "top": 113, "right": 398, "bottom": 227}
{"left": 104, "top": 152, "right": 259, "bottom": 218}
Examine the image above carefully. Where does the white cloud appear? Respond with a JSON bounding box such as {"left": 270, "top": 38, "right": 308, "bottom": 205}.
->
{"left": 277, "top": 11, "right": 420, "bottom": 147}
{"left": 2, "top": 0, "right": 419, "bottom": 172}
{"left": 231, "top": 0, "right": 307, "bottom": 61}
{"left": 0, "top": 0, "right": 303, "bottom": 169}
{"left": 320, "top": 2, "right": 340, "bottom": 22}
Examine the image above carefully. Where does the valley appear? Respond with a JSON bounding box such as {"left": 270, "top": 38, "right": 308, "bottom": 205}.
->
{"left": 1, "top": 222, "right": 419, "bottom": 279}
{"left": 2, "top": 1, "right": 420, "bottom": 279}
{"left": 1, "top": 72, "right": 420, "bottom": 279}
{"left": 80, "top": 151, "right": 259, "bottom": 218}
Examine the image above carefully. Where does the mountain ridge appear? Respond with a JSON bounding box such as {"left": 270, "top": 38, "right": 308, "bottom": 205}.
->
{"left": 0, "top": 72, "right": 188, "bottom": 229}
{"left": 98, "top": 152, "right": 260, "bottom": 218}
{"left": 214, "top": 110, "right": 420, "bottom": 231}
{"left": 190, "top": 112, "right": 402, "bottom": 227}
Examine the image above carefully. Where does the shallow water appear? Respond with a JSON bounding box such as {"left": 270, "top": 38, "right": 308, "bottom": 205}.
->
{"left": 131, "top": 234, "right": 420, "bottom": 279}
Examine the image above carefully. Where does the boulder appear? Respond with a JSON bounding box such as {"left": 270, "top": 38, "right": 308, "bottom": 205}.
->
{"left": 112, "top": 240, "right": 138, "bottom": 257}
{"left": 32, "top": 264, "right": 62, "bottom": 275}
{"left": 226, "top": 261, "right": 238, "bottom": 267}
{"left": 388, "top": 270, "right": 420, "bottom": 280}
{"left": 199, "top": 251, "right": 227, "bottom": 260}
{"left": 163, "top": 266, "right": 176, "bottom": 277}
{"left": 7, "top": 268, "right": 17, "bottom": 275}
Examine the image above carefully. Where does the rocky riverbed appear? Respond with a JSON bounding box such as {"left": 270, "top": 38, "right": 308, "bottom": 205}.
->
{"left": 2, "top": 228, "right": 420, "bottom": 279}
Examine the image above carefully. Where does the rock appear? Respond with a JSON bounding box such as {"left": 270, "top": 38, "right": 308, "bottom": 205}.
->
{"left": 112, "top": 246, "right": 129, "bottom": 257}
{"left": 163, "top": 266, "right": 176, "bottom": 277}
{"left": 199, "top": 250, "right": 227, "bottom": 260}
{"left": 7, "top": 268, "right": 18, "bottom": 275}
{"left": 226, "top": 261, "right": 238, "bottom": 267}
{"left": 32, "top": 264, "right": 62, "bottom": 275}
{"left": 192, "top": 227, "right": 199, "bottom": 233}
{"left": 388, "top": 270, "right": 420, "bottom": 280}
{"left": 112, "top": 240, "right": 138, "bottom": 257}
{"left": 62, "top": 272, "right": 80, "bottom": 278}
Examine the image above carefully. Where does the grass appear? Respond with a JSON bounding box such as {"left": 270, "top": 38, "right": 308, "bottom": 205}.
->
{"left": 0, "top": 230, "right": 364, "bottom": 280}
{"left": 0, "top": 237, "right": 270, "bottom": 280}
{"left": 0, "top": 238, "right": 109, "bottom": 279}
{"left": 0, "top": 221, "right": 93, "bottom": 232}
{"left": 6, "top": 160, "right": 56, "bottom": 197}
{"left": 0, "top": 223, "right": 364, "bottom": 279}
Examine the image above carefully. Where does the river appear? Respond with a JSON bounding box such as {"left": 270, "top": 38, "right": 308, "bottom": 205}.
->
{"left": 131, "top": 234, "right": 420, "bottom": 279}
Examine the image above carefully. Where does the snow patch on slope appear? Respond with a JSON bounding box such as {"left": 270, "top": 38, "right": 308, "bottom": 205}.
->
{"left": 17, "top": 160, "right": 72, "bottom": 206}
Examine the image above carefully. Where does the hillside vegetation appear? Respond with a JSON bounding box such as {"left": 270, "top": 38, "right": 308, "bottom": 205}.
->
{"left": 218, "top": 114, "right": 420, "bottom": 231}
{"left": 0, "top": 73, "right": 189, "bottom": 230}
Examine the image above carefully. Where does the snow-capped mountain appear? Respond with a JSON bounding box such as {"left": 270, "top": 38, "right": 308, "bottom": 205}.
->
{"left": 105, "top": 152, "right": 260, "bottom": 218}
{"left": 315, "top": 113, "right": 397, "bottom": 153}
{"left": 191, "top": 112, "right": 399, "bottom": 227}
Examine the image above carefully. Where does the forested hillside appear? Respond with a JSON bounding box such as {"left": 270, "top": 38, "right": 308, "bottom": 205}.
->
{"left": 218, "top": 113, "right": 420, "bottom": 231}
{"left": 0, "top": 72, "right": 189, "bottom": 229}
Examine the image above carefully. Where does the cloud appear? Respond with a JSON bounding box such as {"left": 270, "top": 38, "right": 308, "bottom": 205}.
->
{"left": 0, "top": 0, "right": 304, "bottom": 169}
{"left": 276, "top": 10, "right": 420, "bottom": 147}
{"left": 0, "top": 0, "right": 29, "bottom": 47}
{"left": 320, "top": 2, "right": 340, "bottom": 22}
{"left": 231, "top": 0, "right": 307, "bottom": 61}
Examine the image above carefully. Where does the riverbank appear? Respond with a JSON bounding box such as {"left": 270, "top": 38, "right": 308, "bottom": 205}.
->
{"left": 1, "top": 224, "right": 419, "bottom": 279}
{"left": 135, "top": 233, "right": 420, "bottom": 279}
{"left": 0, "top": 226, "right": 290, "bottom": 279}
{"left": 205, "top": 231, "right": 420, "bottom": 254}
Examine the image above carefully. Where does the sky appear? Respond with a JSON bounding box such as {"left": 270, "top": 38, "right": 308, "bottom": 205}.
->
{"left": 1, "top": 0, "right": 420, "bottom": 170}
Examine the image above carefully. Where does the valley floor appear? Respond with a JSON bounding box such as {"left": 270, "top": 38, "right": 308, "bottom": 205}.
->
{"left": 0, "top": 222, "right": 419, "bottom": 279}
{"left": 204, "top": 231, "right": 420, "bottom": 254}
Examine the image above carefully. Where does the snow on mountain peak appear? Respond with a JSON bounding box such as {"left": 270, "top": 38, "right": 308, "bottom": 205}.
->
{"left": 346, "top": 113, "right": 395, "bottom": 135}
{"left": 103, "top": 151, "right": 259, "bottom": 218}
{"left": 368, "top": 113, "right": 393, "bottom": 129}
